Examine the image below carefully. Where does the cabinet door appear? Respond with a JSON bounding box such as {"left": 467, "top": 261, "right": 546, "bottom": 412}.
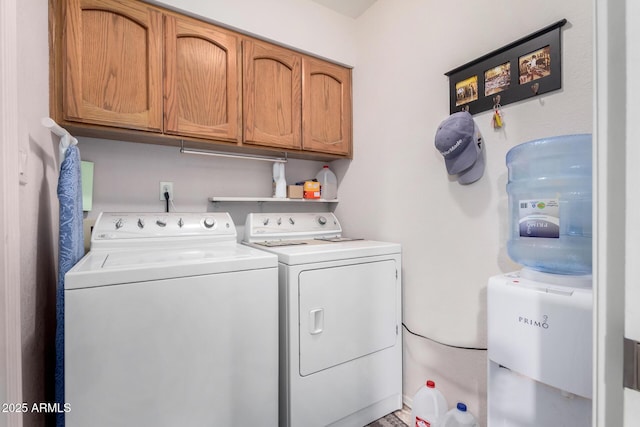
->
{"left": 63, "top": 0, "right": 163, "bottom": 131}
{"left": 243, "top": 39, "right": 302, "bottom": 150}
{"left": 302, "top": 57, "right": 352, "bottom": 157}
{"left": 164, "top": 15, "right": 240, "bottom": 142}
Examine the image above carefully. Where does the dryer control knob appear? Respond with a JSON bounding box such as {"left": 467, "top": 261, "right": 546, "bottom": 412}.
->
{"left": 137, "top": 218, "right": 145, "bottom": 229}
{"left": 317, "top": 216, "right": 327, "bottom": 225}
{"left": 115, "top": 218, "right": 123, "bottom": 229}
{"left": 203, "top": 217, "right": 216, "bottom": 229}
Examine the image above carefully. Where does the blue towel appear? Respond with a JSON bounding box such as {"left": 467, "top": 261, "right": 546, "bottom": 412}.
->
{"left": 55, "top": 145, "right": 84, "bottom": 427}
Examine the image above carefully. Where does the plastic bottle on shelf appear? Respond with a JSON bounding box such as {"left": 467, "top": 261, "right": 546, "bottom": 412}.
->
{"left": 273, "top": 163, "right": 286, "bottom": 198}
{"left": 440, "top": 403, "right": 479, "bottom": 427}
{"left": 315, "top": 165, "right": 337, "bottom": 200}
{"left": 410, "top": 380, "right": 448, "bottom": 427}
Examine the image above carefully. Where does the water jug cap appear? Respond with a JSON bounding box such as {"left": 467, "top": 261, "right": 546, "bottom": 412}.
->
{"left": 457, "top": 402, "right": 467, "bottom": 412}
{"left": 426, "top": 380, "right": 435, "bottom": 388}
{"left": 323, "top": 165, "right": 329, "bottom": 168}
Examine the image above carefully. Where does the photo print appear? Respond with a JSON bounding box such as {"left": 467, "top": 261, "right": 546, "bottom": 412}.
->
{"left": 484, "top": 62, "right": 511, "bottom": 96}
{"left": 518, "top": 46, "right": 551, "bottom": 84}
{"left": 455, "top": 75, "right": 478, "bottom": 107}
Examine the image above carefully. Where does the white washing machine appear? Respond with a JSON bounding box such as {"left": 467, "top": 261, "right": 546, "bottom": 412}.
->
{"left": 64, "top": 212, "right": 279, "bottom": 427}
{"left": 487, "top": 269, "right": 592, "bottom": 426}
{"left": 243, "top": 212, "right": 402, "bottom": 427}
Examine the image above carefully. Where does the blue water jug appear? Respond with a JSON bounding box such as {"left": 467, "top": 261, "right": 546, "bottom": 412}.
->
{"left": 506, "top": 134, "right": 592, "bottom": 275}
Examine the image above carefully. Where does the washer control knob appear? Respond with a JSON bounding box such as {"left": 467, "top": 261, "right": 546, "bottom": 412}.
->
{"left": 203, "top": 217, "right": 216, "bottom": 229}
{"left": 289, "top": 217, "right": 295, "bottom": 225}
{"left": 177, "top": 218, "right": 184, "bottom": 228}
{"left": 156, "top": 220, "right": 166, "bottom": 227}
{"left": 317, "top": 216, "right": 327, "bottom": 225}
{"left": 263, "top": 218, "right": 270, "bottom": 226}
{"left": 277, "top": 217, "right": 282, "bottom": 225}
{"left": 137, "top": 218, "right": 145, "bottom": 229}
{"left": 115, "top": 218, "right": 123, "bottom": 229}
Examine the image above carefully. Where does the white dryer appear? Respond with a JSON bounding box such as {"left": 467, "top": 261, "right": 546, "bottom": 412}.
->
{"left": 64, "top": 212, "right": 279, "bottom": 427}
{"left": 243, "top": 212, "right": 402, "bottom": 427}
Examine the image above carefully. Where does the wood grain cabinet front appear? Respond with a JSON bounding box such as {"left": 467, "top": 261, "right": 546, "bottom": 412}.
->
{"left": 63, "top": 0, "right": 163, "bottom": 131}
{"left": 302, "top": 56, "right": 352, "bottom": 157}
{"left": 164, "top": 15, "right": 241, "bottom": 142}
{"left": 55, "top": 0, "right": 352, "bottom": 159}
{"left": 243, "top": 39, "right": 302, "bottom": 150}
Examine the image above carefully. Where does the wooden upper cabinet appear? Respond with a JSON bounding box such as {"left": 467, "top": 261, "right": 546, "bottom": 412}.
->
{"left": 302, "top": 57, "right": 352, "bottom": 157}
{"left": 243, "top": 39, "right": 302, "bottom": 150}
{"left": 56, "top": 0, "right": 352, "bottom": 158}
{"left": 63, "top": 0, "right": 163, "bottom": 131}
{"left": 164, "top": 15, "right": 240, "bottom": 142}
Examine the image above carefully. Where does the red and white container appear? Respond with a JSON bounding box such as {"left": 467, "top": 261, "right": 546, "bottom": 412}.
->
{"left": 410, "top": 380, "right": 448, "bottom": 427}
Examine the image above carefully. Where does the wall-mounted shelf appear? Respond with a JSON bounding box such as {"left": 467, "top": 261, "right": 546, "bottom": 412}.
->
{"left": 209, "top": 197, "right": 339, "bottom": 203}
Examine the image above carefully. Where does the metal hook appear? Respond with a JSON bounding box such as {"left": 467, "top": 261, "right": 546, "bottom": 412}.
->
{"left": 531, "top": 83, "right": 539, "bottom": 95}
{"left": 493, "top": 94, "right": 501, "bottom": 107}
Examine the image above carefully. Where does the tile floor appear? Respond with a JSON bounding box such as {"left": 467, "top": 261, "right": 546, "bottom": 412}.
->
{"left": 394, "top": 405, "right": 411, "bottom": 425}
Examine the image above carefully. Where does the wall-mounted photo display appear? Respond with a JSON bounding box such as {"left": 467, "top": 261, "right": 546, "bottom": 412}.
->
{"left": 445, "top": 19, "right": 566, "bottom": 115}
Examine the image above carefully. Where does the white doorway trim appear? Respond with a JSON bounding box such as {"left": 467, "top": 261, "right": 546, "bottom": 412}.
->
{"left": 593, "top": 0, "right": 626, "bottom": 425}
{"left": 0, "top": 0, "right": 24, "bottom": 425}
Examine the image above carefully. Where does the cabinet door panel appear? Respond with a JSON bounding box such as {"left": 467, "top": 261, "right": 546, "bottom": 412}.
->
{"left": 303, "top": 57, "right": 352, "bottom": 156}
{"left": 64, "top": 0, "right": 162, "bottom": 131}
{"left": 164, "top": 16, "right": 240, "bottom": 142}
{"left": 243, "top": 39, "right": 301, "bottom": 149}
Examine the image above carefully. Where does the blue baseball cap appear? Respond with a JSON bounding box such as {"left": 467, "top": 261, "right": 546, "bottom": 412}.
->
{"left": 435, "top": 112, "right": 485, "bottom": 184}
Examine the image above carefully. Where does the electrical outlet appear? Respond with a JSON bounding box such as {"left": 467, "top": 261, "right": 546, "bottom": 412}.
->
{"left": 160, "top": 181, "right": 174, "bottom": 201}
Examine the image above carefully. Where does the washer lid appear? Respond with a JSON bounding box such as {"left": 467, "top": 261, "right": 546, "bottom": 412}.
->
{"left": 65, "top": 244, "right": 277, "bottom": 289}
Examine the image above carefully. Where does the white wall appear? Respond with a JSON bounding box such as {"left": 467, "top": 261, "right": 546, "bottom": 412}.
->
{"left": 334, "top": 0, "right": 592, "bottom": 423}
{"left": 1, "top": 0, "right": 24, "bottom": 425}
{"left": 79, "top": 138, "right": 329, "bottom": 232}
{"left": 17, "top": 0, "right": 60, "bottom": 426}
{"left": 148, "top": 0, "right": 357, "bottom": 66}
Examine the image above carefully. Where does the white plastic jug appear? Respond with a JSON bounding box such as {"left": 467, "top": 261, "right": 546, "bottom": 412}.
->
{"left": 273, "top": 163, "right": 286, "bottom": 198}
{"left": 315, "top": 165, "right": 337, "bottom": 200}
{"left": 410, "top": 380, "right": 448, "bottom": 427}
{"left": 440, "top": 403, "right": 479, "bottom": 427}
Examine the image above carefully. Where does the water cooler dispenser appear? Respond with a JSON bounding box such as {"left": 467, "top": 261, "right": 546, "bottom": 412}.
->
{"left": 488, "top": 134, "right": 593, "bottom": 426}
